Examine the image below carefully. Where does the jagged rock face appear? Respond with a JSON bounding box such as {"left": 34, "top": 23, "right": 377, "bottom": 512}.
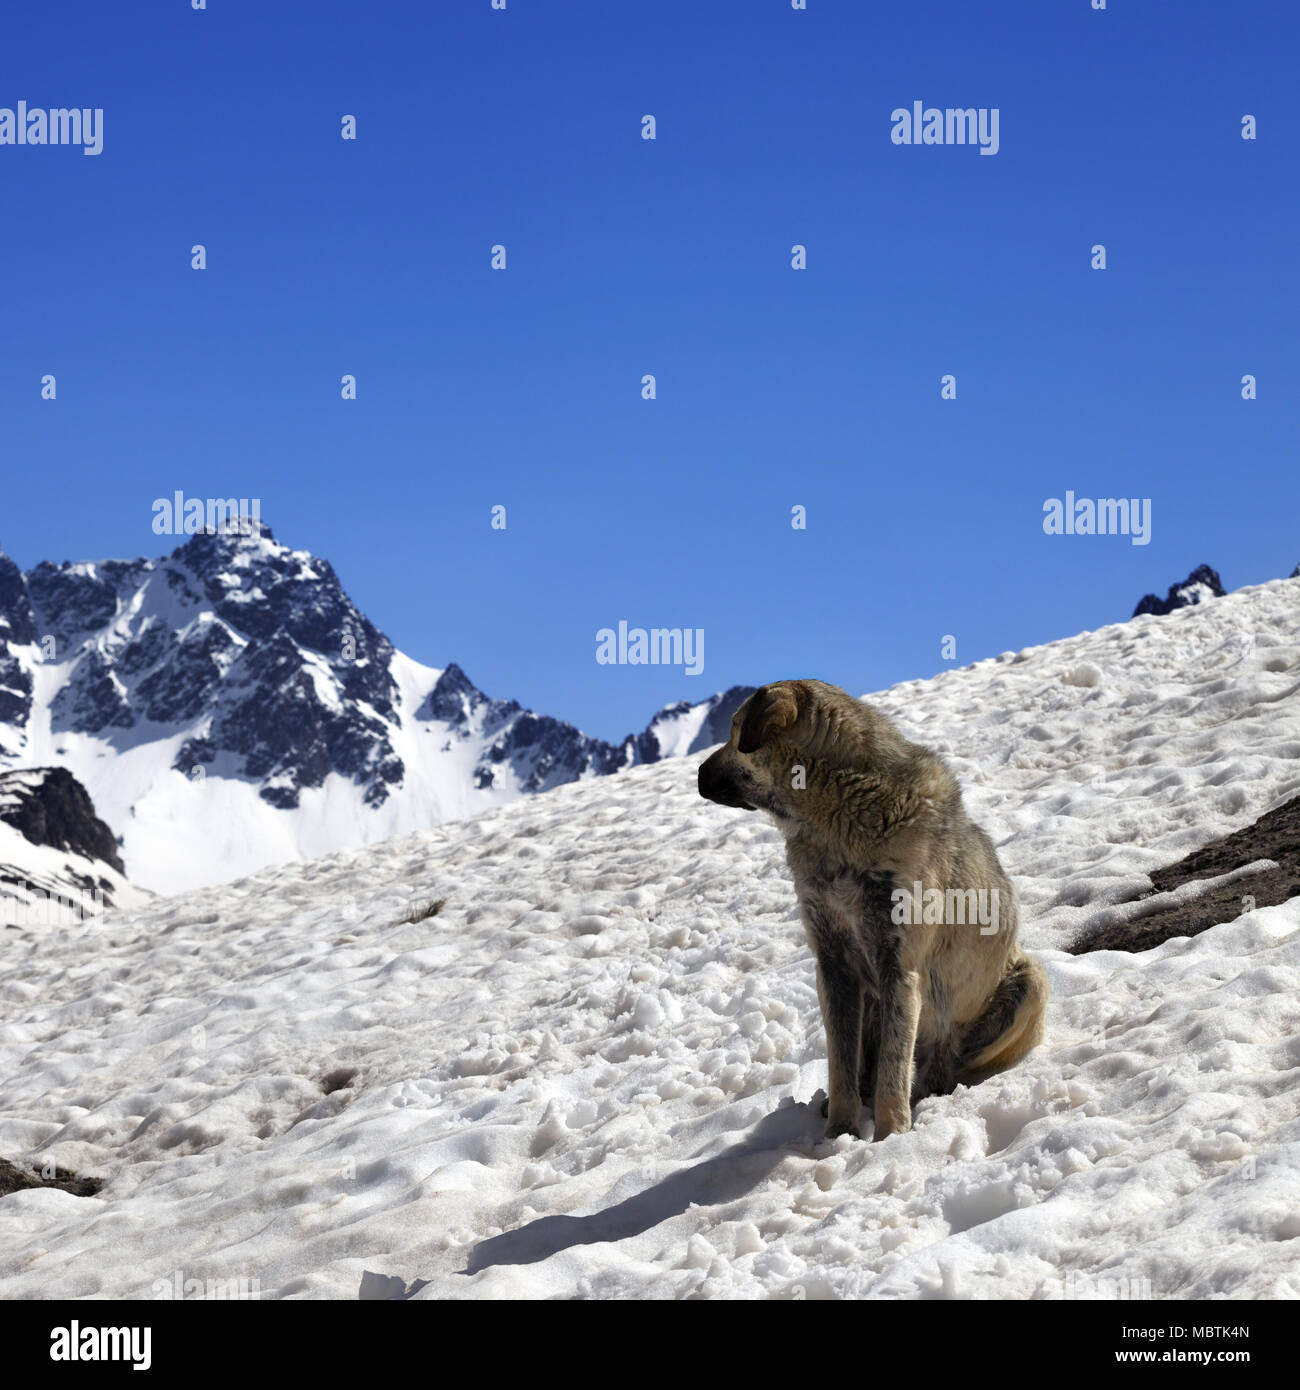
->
{"left": 13, "top": 523, "right": 406, "bottom": 810}
{"left": 178, "top": 626, "right": 403, "bottom": 808}
{"left": 1133, "top": 565, "right": 1226, "bottom": 618}
{"left": 481, "top": 708, "right": 629, "bottom": 791}
{"left": 51, "top": 648, "right": 135, "bottom": 733}
{"left": 421, "top": 661, "right": 513, "bottom": 727}
{"left": 423, "top": 662, "right": 632, "bottom": 793}
{"left": 165, "top": 528, "right": 402, "bottom": 806}
{"left": 0, "top": 658, "right": 32, "bottom": 730}
{"left": 26, "top": 558, "right": 149, "bottom": 651}
{"left": 134, "top": 618, "right": 236, "bottom": 724}
{"left": 0, "top": 767, "right": 124, "bottom": 874}
{"left": 178, "top": 528, "right": 397, "bottom": 718}
{"left": 419, "top": 666, "right": 754, "bottom": 794}
{"left": 0, "top": 554, "right": 35, "bottom": 647}
{"left": 0, "top": 554, "right": 35, "bottom": 731}
{"left": 635, "top": 684, "right": 756, "bottom": 762}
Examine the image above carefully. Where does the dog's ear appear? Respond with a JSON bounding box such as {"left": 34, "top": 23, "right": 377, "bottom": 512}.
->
{"left": 738, "top": 684, "right": 801, "bottom": 753}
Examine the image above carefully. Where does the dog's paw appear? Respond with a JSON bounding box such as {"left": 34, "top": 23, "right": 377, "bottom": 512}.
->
{"left": 823, "top": 1108, "right": 861, "bottom": 1140}
{"left": 871, "top": 1108, "right": 912, "bottom": 1141}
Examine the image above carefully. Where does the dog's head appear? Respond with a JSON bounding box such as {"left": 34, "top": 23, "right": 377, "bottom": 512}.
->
{"left": 697, "top": 681, "right": 811, "bottom": 814}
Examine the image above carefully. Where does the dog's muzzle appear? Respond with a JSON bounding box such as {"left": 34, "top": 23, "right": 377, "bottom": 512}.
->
{"left": 698, "top": 753, "right": 757, "bottom": 811}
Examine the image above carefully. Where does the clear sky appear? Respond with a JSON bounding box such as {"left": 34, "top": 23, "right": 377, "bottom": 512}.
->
{"left": 2, "top": 0, "right": 1296, "bottom": 742}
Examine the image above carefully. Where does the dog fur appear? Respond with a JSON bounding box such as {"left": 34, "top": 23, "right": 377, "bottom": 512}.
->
{"left": 697, "top": 679, "right": 1047, "bottom": 1141}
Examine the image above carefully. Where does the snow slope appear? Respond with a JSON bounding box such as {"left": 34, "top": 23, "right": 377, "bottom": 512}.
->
{"left": 1, "top": 579, "right": 1298, "bottom": 1299}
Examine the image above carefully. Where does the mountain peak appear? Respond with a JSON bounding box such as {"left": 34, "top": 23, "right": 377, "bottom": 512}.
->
{"left": 170, "top": 514, "right": 275, "bottom": 553}
{"left": 1133, "top": 564, "right": 1225, "bottom": 618}
{"left": 0, "top": 526, "right": 756, "bottom": 893}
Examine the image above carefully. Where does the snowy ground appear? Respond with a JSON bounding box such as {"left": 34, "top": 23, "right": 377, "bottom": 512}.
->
{"left": 1, "top": 580, "right": 1299, "bottom": 1299}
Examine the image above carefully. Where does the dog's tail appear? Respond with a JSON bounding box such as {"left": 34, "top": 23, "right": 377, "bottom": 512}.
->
{"left": 958, "top": 955, "right": 1049, "bottom": 1084}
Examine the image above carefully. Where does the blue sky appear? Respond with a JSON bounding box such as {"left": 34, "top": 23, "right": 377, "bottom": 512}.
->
{"left": 2, "top": 0, "right": 1296, "bottom": 742}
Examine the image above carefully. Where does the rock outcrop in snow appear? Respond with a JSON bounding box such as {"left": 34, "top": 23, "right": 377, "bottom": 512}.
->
{"left": 0, "top": 767, "right": 124, "bottom": 873}
{"left": 0, "top": 767, "right": 146, "bottom": 925}
{"left": 1132, "top": 564, "right": 1226, "bottom": 617}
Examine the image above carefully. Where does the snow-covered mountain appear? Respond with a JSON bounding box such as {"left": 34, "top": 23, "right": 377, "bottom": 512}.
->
{"left": 0, "top": 523, "right": 752, "bottom": 895}
{"left": 0, "top": 767, "right": 148, "bottom": 927}
{"left": 1, "top": 575, "right": 1298, "bottom": 1299}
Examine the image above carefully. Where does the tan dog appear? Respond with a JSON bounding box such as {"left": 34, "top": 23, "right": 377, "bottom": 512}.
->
{"left": 698, "top": 679, "right": 1047, "bottom": 1140}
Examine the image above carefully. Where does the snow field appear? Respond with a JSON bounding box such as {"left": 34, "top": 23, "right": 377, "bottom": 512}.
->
{"left": 1, "top": 579, "right": 1299, "bottom": 1297}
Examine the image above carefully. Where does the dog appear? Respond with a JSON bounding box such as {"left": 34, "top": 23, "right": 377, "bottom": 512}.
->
{"left": 697, "top": 679, "right": 1047, "bottom": 1141}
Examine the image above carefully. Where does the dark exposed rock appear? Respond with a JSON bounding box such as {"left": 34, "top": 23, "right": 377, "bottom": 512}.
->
{"left": 1070, "top": 794, "right": 1300, "bottom": 953}
{"left": 1133, "top": 565, "right": 1225, "bottom": 618}
{"left": 0, "top": 660, "right": 33, "bottom": 728}
{"left": 0, "top": 1157, "right": 102, "bottom": 1199}
{"left": 0, "top": 553, "right": 36, "bottom": 647}
{"left": 176, "top": 626, "right": 404, "bottom": 809}
{"left": 137, "top": 619, "right": 238, "bottom": 724}
{"left": 27, "top": 557, "right": 149, "bottom": 652}
{"left": 0, "top": 767, "right": 125, "bottom": 874}
{"left": 116, "top": 619, "right": 178, "bottom": 677}
{"left": 421, "top": 661, "right": 491, "bottom": 724}
{"left": 174, "top": 523, "right": 397, "bottom": 721}
{"left": 50, "top": 649, "right": 134, "bottom": 734}
{"left": 0, "top": 553, "right": 36, "bottom": 729}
